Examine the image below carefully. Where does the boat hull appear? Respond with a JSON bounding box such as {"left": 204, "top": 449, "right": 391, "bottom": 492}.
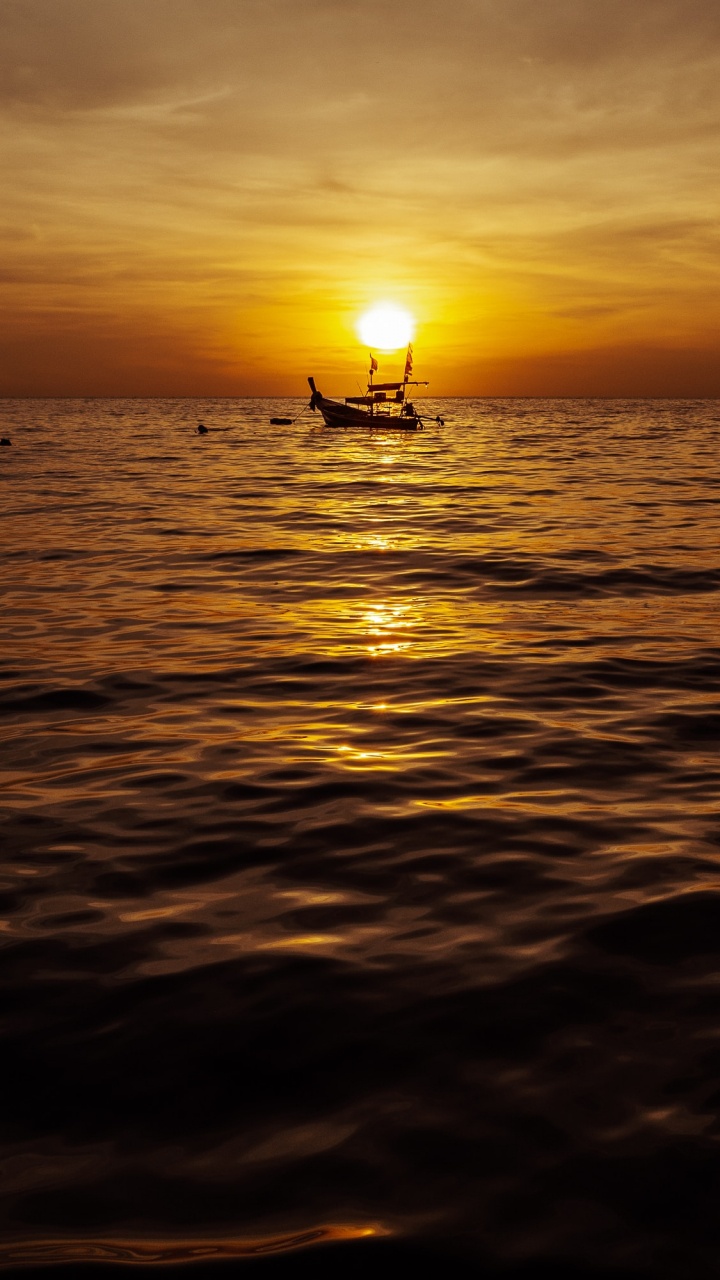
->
{"left": 316, "top": 396, "right": 421, "bottom": 431}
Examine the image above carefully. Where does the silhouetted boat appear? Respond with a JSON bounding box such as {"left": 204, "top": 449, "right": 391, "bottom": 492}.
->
{"left": 308, "top": 345, "right": 443, "bottom": 431}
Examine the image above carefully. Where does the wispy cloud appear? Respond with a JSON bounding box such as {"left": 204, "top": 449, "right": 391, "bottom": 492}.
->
{"left": 2, "top": 0, "right": 720, "bottom": 393}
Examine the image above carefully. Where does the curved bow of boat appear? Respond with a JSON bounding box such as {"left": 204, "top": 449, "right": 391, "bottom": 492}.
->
{"left": 307, "top": 376, "right": 323, "bottom": 412}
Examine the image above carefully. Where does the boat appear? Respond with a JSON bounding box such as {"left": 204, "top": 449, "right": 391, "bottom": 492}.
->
{"left": 307, "top": 345, "right": 443, "bottom": 431}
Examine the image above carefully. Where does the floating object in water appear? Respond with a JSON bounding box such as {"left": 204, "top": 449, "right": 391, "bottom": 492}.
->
{"left": 270, "top": 417, "right": 293, "bottom": 425}
{"left": 0, "top": 437, "right": 11, "bottom": 446}
{"left": 196, "top": 424, "right": 208, "bottom": 435}
{"left": 307, "top": 346, "right": 441, "bottom": 431}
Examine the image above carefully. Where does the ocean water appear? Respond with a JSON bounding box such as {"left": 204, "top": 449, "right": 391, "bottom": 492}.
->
{"left": 2, "top": 396, "right": 720, "bottom": 1279}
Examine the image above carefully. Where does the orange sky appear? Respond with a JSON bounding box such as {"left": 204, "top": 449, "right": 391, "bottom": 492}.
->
{"left": 3, "top": 0, "right": 720, "bottom": 397}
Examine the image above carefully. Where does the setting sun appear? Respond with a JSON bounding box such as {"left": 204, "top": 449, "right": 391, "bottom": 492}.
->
{"left": 357, "top": 304, "right": 415, "bottom": 353}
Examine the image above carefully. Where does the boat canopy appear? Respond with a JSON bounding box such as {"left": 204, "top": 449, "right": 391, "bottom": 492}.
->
{"left": 367, "top": 382, "right": 403, "bottom": 392}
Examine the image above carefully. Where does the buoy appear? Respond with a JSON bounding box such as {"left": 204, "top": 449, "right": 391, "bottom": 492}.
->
{"left": 270, "top": 417, "right": 293, "bottom": 425}
{"left": 197, "top": 424, "right": 208, "bottom": 435}
{"left": 0, "top": 437, "right": 11, "bottom": 446}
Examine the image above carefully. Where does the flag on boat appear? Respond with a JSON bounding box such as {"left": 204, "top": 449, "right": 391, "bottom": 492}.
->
{"left": 404, "top": 345, "right": 413, "bottom": 378}
{"left": 369, "top": 355, "right": 378, "bottom": 373}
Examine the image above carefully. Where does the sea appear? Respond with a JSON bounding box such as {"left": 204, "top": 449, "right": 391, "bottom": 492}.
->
{"left": 2, "top": 397, "right": 720, "bottom": 1279}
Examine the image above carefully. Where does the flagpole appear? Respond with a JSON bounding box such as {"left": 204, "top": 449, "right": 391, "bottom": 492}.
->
{"left": 402, "top": 343, "right": 413, "bottom": 412}
{"left": 368, "top": 353, "right": 377, "bottom": 417}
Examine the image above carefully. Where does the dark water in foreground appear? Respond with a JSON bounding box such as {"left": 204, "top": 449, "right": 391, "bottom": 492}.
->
{"left": 2, "top": 397, "right": 720, "bottom": 1278}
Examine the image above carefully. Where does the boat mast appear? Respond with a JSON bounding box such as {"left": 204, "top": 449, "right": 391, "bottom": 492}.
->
{"left": 368, "top": 353, "right": 377, "bottom": 417}
{"left": 402, "top": 343, "right": 413, "bottom": 412}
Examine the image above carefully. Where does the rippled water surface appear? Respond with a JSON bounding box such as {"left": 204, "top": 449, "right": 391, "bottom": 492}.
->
{"left": 2, "top": 397, "right": 720, "bottom": 1277}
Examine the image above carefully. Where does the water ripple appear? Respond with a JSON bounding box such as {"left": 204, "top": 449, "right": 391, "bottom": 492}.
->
{"left": 2, "top": 397, "right": 720, "bottom": 1275}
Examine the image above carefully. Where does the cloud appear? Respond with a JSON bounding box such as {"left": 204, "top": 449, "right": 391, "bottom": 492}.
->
{"left": 2, "top": 0, "right": 720, "bottom": 393}
{"left": 4, "top": 1, "right": 720, "bottom": 120}
{"left": 466, "top": 342, "right": 720, "bottom": 398}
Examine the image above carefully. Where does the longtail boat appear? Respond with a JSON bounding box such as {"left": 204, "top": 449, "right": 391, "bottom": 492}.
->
{"left": 307, "top": 345, "right": 443, "bottom": 431}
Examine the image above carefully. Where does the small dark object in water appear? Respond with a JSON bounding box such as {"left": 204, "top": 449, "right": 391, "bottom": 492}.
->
{"left": 270, "top": 417, "right": 293, "bottom": 425}
{"left": 197, "top": 424, "right": 208, "bottom": 435}
{"left": 0, "top": 437, "right": 11, "bottom": 446}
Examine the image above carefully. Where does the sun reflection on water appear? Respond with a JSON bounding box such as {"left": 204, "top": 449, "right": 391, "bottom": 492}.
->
{"left": 362, "top": 599, "right": 418, "bottom": 655}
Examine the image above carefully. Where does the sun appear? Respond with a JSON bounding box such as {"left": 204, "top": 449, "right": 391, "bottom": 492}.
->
{"left": 357, "top": 303, "right": 415, "bottom": 352}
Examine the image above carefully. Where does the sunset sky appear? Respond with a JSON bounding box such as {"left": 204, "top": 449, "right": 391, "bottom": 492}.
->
{"left": 3, "top": 0, "right": 720, "bottom": 397}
